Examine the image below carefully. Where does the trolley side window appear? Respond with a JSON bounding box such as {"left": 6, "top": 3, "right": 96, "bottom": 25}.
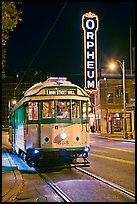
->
{"left": 82, "top": 101, "right": 88, "bottom": 120}
{"left": 28, "top": 102, "right": 38, "bottom": 120}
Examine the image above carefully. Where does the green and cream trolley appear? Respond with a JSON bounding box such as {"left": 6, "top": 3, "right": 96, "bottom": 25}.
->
{"left": 9, "top": 77, "right": 90, "bottom": 168}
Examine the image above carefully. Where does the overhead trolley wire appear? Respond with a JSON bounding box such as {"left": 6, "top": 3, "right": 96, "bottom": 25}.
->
{"left": 14, "top": 2, "right": 67, "bottom": 93}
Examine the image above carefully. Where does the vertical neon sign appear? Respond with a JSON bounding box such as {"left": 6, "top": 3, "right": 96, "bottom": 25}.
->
{"left": 82, "top": 12, "right": 99, "bottom": 92}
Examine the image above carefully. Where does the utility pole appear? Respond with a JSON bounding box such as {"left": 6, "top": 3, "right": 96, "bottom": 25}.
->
{"left": 109, "top": 60, "right": 128, "bottom": 139}
{"left": 122, "top": 60, "right": 128, "bottom": 139}
{"left": 130, "top": 25, "right": 133, "bottom": 77}
{"left": 104, "top": 77, "right": 109, "bottom": 133}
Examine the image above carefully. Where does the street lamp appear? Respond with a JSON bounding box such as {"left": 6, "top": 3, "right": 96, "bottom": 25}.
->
{"left": 109, "top": 59, "right": 128, "bottom": 139}
{"left": 8, "top": 99, "right": 17, "bottom": 113}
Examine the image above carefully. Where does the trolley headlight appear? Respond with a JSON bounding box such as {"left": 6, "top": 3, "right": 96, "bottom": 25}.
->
{"left": 60, "top": 132, "right": 67, "bottom": 139}
{"left": 33, "top": 149, "right": 40, "bottom": 154}
{"left": 84, "top": 146, "right": 90, "bottom": 153}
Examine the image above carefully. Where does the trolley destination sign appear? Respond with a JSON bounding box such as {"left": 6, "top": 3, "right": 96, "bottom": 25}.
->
{"left": 82, "top": 12, "right": 99, "bottom": 91}
{"left": 47, "top": 89, "right": 77, "bottom": 95}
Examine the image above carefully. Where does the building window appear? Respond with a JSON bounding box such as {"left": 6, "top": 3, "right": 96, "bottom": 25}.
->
{"left": 113, "top": 113, "right": 122, "bottom": 132}
{"left": 108, "top": 93, "right": 113, "bottom": 103}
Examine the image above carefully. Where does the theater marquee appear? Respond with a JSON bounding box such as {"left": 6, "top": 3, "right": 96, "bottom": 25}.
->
{"left": 82, "top": 12, "right": 99, "bottom": 92}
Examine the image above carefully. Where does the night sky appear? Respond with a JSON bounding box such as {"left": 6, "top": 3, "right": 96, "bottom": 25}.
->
{"left": 6, "top": 2, "right": 135, "bottom": 87}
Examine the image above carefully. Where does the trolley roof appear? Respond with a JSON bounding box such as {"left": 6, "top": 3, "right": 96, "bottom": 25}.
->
{"left": 10, "top": 77, "right": 90, "bottom": 113}
{"left": 24, "top": 77, "right": 71, "bottom": 96}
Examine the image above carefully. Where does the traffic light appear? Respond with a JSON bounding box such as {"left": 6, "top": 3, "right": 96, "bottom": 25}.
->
{"left": 108, "top": 115, "right": 112, "bottom": 122}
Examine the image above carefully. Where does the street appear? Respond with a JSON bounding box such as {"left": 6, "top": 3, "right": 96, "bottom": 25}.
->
{"left": 88, "top": 133, "right": 135, "bottom": 193}
{"left": 2, "top": 131, "right": 135, "bottom": 202}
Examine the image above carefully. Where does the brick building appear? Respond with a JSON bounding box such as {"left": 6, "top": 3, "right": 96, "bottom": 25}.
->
{"left": 93, "top": 73, "right": 135, "bottom": 138}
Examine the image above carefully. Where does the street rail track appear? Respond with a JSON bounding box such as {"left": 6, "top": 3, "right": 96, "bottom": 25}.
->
{"left": 6, "top": 150, "right": 134, "bottom": 202}
{"left": 38, "top": 171, "right": 73, "bottom": 202}
{"left": 75, "top": 167, "right": 135, "bottom": 199}
{"left": 37, "top": 165, "right": 135, "bottom": 202}
{"left": 3, "top": 149, "right": 135, "bottom": 202}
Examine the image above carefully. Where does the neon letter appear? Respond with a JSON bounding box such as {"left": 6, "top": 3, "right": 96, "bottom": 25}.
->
{"left": 87, "top": 80, "right": 95, "bottom": 88}
{"left": 87, "top": 51, "right": 94, "bottom": 59}
{"left": 87, "top": 41, "right": 94, "bottom": 49}
{"left": 87, "top": 32, "right": 94, "bottom": 40}
{"left": 86, "top": 19, "right": 95, "bottom": 30}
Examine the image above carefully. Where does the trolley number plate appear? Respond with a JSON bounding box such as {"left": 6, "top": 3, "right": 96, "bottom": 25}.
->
{"left": 59, "top": 140, "right": 69, "bottom": 145}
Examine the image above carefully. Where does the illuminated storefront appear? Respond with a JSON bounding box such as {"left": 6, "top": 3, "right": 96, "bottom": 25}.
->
{"left": 95, "top": 76, "right": 135, "bottom": 138}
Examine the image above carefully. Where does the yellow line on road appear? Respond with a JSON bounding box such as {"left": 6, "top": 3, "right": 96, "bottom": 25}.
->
{"left": 91, "top": 153, "right": 135, "bottom": 165}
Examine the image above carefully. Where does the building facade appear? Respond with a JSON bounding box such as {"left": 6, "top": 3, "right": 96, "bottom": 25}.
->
{"left": 93, "top": 74, "right": 135, "bottom": 138}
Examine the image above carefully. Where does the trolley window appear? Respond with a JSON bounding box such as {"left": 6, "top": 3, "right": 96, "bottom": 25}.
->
{"left": 42, "top": 100, "right": 55, "bottom": 118}
{"left": 72, "top": 100, "right": 80, "bottom": 118}
{"left": 57, "top": 100, "right": 70, "bottom": 118}
{"left": 28, "top": 102, "right": 38, "bottom": 120}
{"left": 41, "top": 99, "right": 89, "bottom": 121}
{"left": 82, "top": 101, "right": 88, "bottom": 120}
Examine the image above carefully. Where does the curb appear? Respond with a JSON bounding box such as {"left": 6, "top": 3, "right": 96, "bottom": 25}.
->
{"left": 90, "top": 133, "right": 135, "bottom": 143}
{"left": 106, "top": 137, "right": 135, "bottom": 143}
{"left": 2, "top": 153, "right": 24, "bottom": 202}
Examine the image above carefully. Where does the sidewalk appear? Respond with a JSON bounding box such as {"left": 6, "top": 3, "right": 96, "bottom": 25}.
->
{"left": 2, "top": 130, "right": 23, "bottom": 202}
{"left": 90, "top": 132, "right": 135, "bottom": 143}
{"left": 2, "top": 150, "right": 23, "bottom": 202}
